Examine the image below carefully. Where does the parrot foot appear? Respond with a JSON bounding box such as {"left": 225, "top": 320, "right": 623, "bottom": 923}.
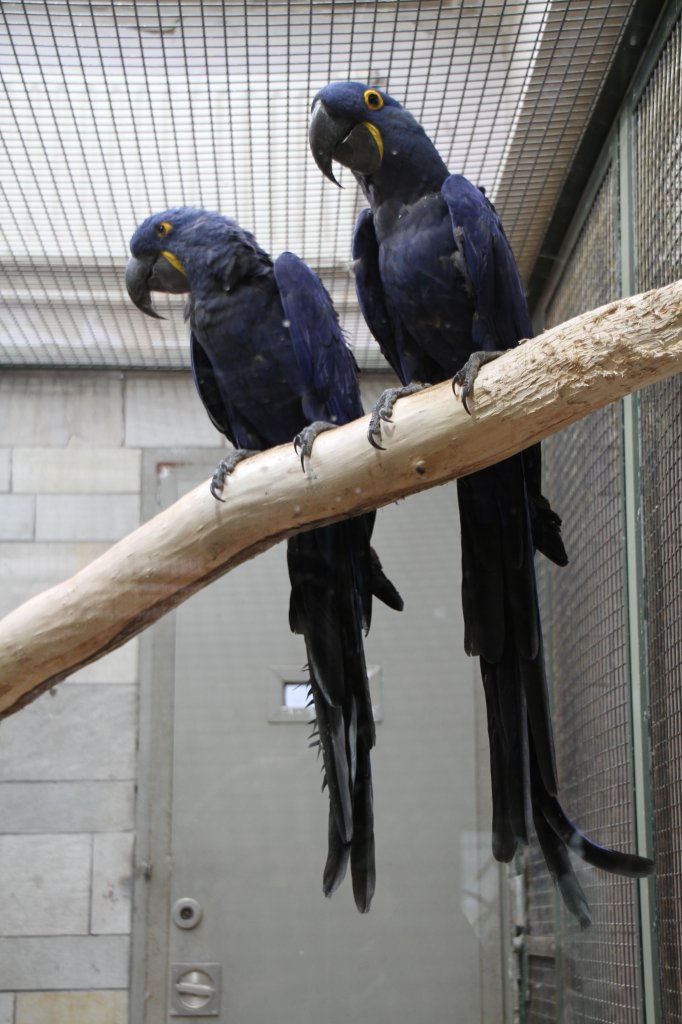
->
{"left": 452, "top": 351, "right": 503, "bottom": 414}
{"left": 367, "top": 383, "right": 428, "bottom": 449}
{"left": 293, "top": 421, "right": 337, "bottom": 473}
{"left": 210, "top": 449, "right": 260, "bottom": 502}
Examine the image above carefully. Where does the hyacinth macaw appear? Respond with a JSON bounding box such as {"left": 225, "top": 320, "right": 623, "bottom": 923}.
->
{"left": 308, "top": 81, "right": 653, "bottom": 925}
{"left": 125, "top": 207, "right": 403, "bottom": 912}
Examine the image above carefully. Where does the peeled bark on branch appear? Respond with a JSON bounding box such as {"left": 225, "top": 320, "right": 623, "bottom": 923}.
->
{"left": 1, "top": 280, "right": 681, "bottom": 716}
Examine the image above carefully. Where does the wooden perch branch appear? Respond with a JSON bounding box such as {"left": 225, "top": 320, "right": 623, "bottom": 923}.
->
{"left": 1, "top": 279, "right": 681, "bottom": 716}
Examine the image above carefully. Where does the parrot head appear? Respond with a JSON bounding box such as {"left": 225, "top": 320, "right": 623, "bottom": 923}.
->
{"left": 126, "top": 207, "right": 271, "bottom": 319}
{"left": 309, "top": 81, "right": 401, "bottom": 186}
{"left": 309, "top": 81, "right": 447, "bottom": 196}
{"left": 125, "top": 207, "right": 198, "bottom": 320}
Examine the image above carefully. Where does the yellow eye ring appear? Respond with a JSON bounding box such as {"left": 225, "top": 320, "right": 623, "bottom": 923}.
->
{"left": 156, "top": 221, "right": 172, "bottom": 237}
{"left": 363, "top": 89, "right": 384, "bottom": 111}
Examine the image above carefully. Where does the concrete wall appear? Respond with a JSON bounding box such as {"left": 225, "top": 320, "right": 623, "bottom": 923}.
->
{"left": 0, "top": 368, "right": 502, "bottom": 1023}
{"left": 0, "top": 370, "right": 223, "bottom": 1024}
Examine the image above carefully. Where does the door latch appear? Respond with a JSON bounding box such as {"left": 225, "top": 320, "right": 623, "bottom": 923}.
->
{"left": 169, "top": 963, "right": 221, "bottom": 1017}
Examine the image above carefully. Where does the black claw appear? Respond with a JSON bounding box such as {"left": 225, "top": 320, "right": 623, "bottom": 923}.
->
{"left": 293, "top": 421, "right": 336, "bottom": 471}
{"left": 210, "top": 478, "right": 226, "bottom": 502}
{"left": 209, "top": 449, "right": 258, "bottom": 500}
{"left": 452, "top": 351, "right": 503, "bottom": 414}
{"left": 367, "top": 383, "right": 428, "bottom": 449}
{"left": 452, "top": 369, "right": 473, "bottom": 414}
{"left": 292, "top": 436, "right": 307, "bottom": 473}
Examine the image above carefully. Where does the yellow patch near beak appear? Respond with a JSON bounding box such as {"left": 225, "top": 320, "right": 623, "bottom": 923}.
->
{"left": 362, "top": 121, "right": 384, "bottom": 162}
{"left": 161, "top": 250, "right": 186, "bottom": 276}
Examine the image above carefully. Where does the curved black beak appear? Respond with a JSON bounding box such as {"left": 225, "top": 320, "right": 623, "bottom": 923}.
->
{"left": 125, "top": 253, "right": 189, "bottom": 320}
{"left": 309, "top": 100, "right": 383, "bottom": 186}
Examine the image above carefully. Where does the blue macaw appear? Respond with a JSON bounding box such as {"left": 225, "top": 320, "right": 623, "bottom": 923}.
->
{"left": 308, "top": 82, "right": 653, "bottom": 925}
{"left": 125, "top": 207, "right": 403, "bottom": 912}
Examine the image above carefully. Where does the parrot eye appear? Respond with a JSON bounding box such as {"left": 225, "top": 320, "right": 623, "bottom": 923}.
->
{"left": 156, "top": 221, "right": 172, "bottom": 237}
{"left": 363, "top": 89, "right": 384, "bottom": 111}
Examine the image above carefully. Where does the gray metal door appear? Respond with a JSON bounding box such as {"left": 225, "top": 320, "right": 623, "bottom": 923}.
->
{"left": 134, "top": 451, "right": 495, "bottom": 1023}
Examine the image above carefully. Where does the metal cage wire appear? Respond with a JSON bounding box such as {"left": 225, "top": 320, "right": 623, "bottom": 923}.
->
{"left": 0, "top": 0, "right": 640, "bottom": 370}
{"left": 528, "top": 7, "right": 682, "bottom": 1020}
{"left": 635, "top": 12, "right": 682, "bottom": 1022}
{"left": 531, "top": 160, "right": 643, "bottom": 1024}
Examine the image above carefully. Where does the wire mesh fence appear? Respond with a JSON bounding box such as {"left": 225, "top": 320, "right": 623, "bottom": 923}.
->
{"left": 1, "top": 2, "right": 681, "bottom": 1019}
{"left": 529, "top": 8, "right": 682, "bottom": 1020}
{"left": 0, "top": 0, "right": 639, "bottom": 369}
{"left": 540, "top": 398, "right": 643, "bottom": 1023}
{"left": 635, "top": 12, "right": 682, "bottom": 1021}
{"left": 536, "top": 159, "right": 643, "bottom": 1024}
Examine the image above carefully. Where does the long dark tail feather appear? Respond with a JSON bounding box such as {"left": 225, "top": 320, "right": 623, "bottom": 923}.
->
{"left": 459, "top": 456, "right": 652, "bottom": 927}
{"left": 530, "top": 492, "right": 569, "bottom": 567}
{"left": 288, "top": 518, "right": 400, "bottom": 913}
{"left": 370, "top": 545, "right": 404, "bottom": 611}
{"left": 519, "top": 645, "right": 558, "bottom": 797}
{"left": 539, "top": 790, "right": 653, "bottom": 878}
{"left": 322, "top": 806, "right": 351, "bottom": 898}
{"left": 481, "top": 668, "right": 517, "bottom": 862}
{"left": 523, "top": 443, "right": 568, "bottom": 568}
{"left": 533, "top": 804, "right": 592, "bottom": 928}
{"left": 309, "top": 673, "right": 353, "bottom": 844}
{"left": 350, "top": 737, "right": 376, "bottom": 912}
{"left": 481, "top": 660, "right": 529, "bottom": 850}
{"left": 485, "top": 644, "right": 652, "bottom": 922}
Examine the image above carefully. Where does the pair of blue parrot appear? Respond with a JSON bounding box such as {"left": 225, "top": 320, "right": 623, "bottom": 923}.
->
{"left": 126, "top": 81, "right": 652, "bottom": 922}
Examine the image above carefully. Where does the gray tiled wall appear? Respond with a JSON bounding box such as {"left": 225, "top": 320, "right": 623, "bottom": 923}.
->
{"left": 0, "top": 369, "right": 223, "bottom": 1024}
